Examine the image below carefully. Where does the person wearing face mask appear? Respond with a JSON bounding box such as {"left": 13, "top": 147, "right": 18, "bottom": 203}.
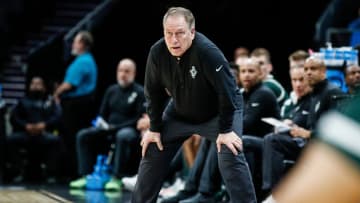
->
{"left": 7, "top": 76, "right": 62, "bottom": 183}
{"left": 69, "top": 58, "right": 146, "bottom": 191}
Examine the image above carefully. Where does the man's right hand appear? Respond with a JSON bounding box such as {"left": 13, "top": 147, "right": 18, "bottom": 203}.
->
{"left": 137, "top": 114, "right": 150, "bottom": 131}
{"left": 140, "top": 130, "right": 163, "bottom": 157}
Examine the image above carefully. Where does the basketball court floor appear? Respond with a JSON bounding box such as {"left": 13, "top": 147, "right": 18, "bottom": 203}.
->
{"left": 0, "top": 183, "right": 132, "bottom": 203}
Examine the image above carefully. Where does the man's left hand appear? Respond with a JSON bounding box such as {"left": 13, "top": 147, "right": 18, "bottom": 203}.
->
{"left": 216, "top": 131, "right": 243, "bottom": 155}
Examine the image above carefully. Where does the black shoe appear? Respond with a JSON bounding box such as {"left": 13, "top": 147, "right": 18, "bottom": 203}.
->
{"left": 179, "top": 193, "right": 216, "bottom": 203}
{"left": 161, "top": 190, "right": 196, "bottom": 203}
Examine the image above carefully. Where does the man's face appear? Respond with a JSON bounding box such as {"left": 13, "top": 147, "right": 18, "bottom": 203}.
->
{"left": 346, "top": 65, "right": 360, "bottom": 88}
{"left": 251, "top": 55, "right": 272, "bottom": 79}
{"left": 71, "top": 34, "right": 85, "bottom": 56}
{"left": 117, "top": 62, "right": 136, "bottom": 87}
{"left": 29, "top": 77, "right": 46, "bottom": 92}
{"left": 240, "top": 62, "right": 262, "bottom": 91}
{"left": 304, "top": 59, "right": 326, "bottom": 86}
{"left": 290, "top": 68, "right": 311, "bottom": 98}
{"left": 163, "top": 15, "right": 195, "bottom": 57}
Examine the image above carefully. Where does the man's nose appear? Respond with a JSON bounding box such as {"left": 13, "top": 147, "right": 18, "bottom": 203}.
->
{"left": 170, "top": 35, "right": 178, "bottom": 43}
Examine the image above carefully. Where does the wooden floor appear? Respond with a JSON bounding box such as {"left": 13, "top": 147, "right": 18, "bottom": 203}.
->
{"left": 0, "top": 188, "right": 71, "bottom": 203}
{"left": 0, "top": 184, "right": 132, "bottom": 203}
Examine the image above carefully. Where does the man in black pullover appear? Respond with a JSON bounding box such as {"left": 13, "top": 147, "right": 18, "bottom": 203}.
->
{"left": 132, "top": 7, "right": 256, "bottom": 203}
{"left": 239, "top": 59, "right": 280, "bottom": 200}
{"left": 261, "top": 66, "right": 312, "bottom": 194}
{"left": 304, "top": 57, "right": 345, "bottom": 132}
{"left": 162, "top": 58, "right": 279, "bottom": 203}
{"left": 70, "top": 58, "right": 145, "bottom": 190}
{"left": 262, "top": 57, "right": 345, "bottom": 200}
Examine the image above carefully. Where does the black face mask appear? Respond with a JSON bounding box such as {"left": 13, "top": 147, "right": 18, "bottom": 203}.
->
{"left": 28, "top": 90, "right": 46, "bottom": 99}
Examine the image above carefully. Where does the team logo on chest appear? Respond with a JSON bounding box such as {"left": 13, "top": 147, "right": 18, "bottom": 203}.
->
{"left": 189, "top": 66, "right": 197, "bottom": 79}
{"left": 128, "top": 92, "right": 138, "bottom": 104}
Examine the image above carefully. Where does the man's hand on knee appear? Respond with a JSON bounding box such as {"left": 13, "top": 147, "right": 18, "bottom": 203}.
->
{"left": 216, "top": 131, "right": 243, "bottom": 155}
{"left": 140, "top": 130, "right": 163, "bottom": 157}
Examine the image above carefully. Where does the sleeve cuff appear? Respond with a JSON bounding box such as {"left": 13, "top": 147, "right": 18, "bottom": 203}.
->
{"left": 219, "top": 127, "right": 233, "bottom": 134}
{"left": 150, "top": 122, "right": 162, "bottom": 133}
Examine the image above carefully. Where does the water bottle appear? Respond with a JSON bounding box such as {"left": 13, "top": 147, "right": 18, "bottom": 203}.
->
{"left": 86, "top": 155, "right": 111, "bottom": 190}
{"left": 352, "top": 49, "right": 359, "bottom": 65}
{"left": 91, "top": 116, "right": 110, "bottom": 129}
{"left": 321, "top": 47, "right": 334, "bottom": 66}
{"left": 334, "top": 49, "right": 343, "bottom": 66}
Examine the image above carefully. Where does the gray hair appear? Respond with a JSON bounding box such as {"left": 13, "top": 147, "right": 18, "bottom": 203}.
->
{"left": 77, "top": 30, "right": 93, "bottom": 50}
{"left": 163, "top": 7, "right": 195, "bottom": 29}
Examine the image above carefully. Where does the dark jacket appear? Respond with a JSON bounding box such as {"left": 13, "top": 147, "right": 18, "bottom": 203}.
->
{"left": 10, "top": 95, "right": 61, "bottom": 132}
{"left": 99, "top": 83, "right": 146, "bottom": 129}
{"left": 242, "top": 83, "right": 280, "bottom": 137}
{"left": 145, "top": 32, "right": 241, "bottom": 133}
{"left": 307, "top": 79, "right": 345, "bottom": 130}
{"left": 281, "top": 93, "right": 312, "bottom": 129}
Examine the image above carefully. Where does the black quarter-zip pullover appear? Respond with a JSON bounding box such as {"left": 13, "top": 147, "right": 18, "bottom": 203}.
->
{"left": 99, "top": 83, "right": 146, "bottom": 129}
{"left": 242, "top": 83, "right": 280, "bottom": 137}
{"left": 307, "top": 79, "right": 345, "bottom": 130}
{"left": 145, "top": 32, "right": 241, "bottom": 133}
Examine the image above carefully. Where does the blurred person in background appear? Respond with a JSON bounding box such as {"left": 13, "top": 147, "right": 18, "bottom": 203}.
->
{"left": 265, "top": 94, "right": 360, "bottom": 203}
{"left": 53, "top": 30, "right": 98, "bottom": 178}
{"left": 345, "top": 64, "right": 360, "bottom": 94}
{"left": 69, "top": 58, "right": 145, "bottom": 190}
{"left": 250, "top": 47, "right": 288, "bottom": 106}
{"left": 8, "top": 76, "right": 62, "bottom": 183}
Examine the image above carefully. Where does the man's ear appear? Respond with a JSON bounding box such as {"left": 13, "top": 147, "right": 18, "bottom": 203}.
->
{"left": 267, "top": 64, "right": 273, "bottom": 73}
{"left": 190, "top": 28, "right": 196, "bottom": 39}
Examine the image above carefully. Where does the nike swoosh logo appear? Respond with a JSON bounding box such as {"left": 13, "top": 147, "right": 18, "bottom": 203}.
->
{"left": 215, "top": 65, "right": 223, "bottom": 72}
{"left": 302, "top": 110, "right": 309, "bottom": 115}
